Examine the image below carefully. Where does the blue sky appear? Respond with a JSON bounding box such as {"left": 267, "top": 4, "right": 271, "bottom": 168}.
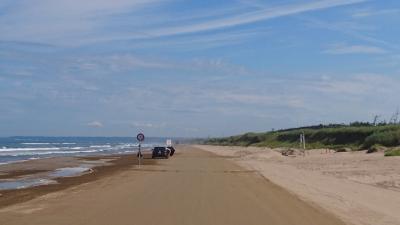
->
{"left": 0, "top": 0, "right": 400, "bottom": 137}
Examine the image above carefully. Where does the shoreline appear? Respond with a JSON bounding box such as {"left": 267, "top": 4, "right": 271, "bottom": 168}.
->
{"left": 0, "top": 153, "right": 155, "bottom": 208}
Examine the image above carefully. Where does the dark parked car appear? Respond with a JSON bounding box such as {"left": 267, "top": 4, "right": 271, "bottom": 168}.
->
{"left": 152, "top": 147, "right": 171, "bottom": 159}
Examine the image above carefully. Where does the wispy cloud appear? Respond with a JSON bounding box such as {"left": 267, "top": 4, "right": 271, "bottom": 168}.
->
{"left": 147, "top": 0, "right": 367, "bottom": 37}
{"left": 0, "top": 0, "right": 366, "bottom": 45}
{"left": 0, "top": 0, "right": 166, "bottom": 44}
{"left": 352, "top": 8, "right": 400, "bottom": 18}
{"left": 129, "top": 121, "right": 167, "bottom": 129}
{"left": 203, "top": 90, "right": 305, "bottom": 109}
{"left": 303, "top": 16, "right": 400, "bottom": 51}
{"left": 99, "top": 29, "right": 271, "bottom": 51}
{"left": 87, "top": 121, "right": 103, "bottom": 128}
{"left": 324, "top": 43, "right": 387, "bottom": 54}
{"left": 304, "top": 74, "right": 399, "bottom": 95}
{"left": 74, "top": 54, "right": 173, "bottom": 72}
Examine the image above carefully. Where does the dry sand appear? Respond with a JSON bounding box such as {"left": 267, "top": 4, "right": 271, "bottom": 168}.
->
{"left": 196, "top": 145, "right": 400, "bottom": 225}
{"left": 0, "top": 146, "right": 344, "bottom": 225}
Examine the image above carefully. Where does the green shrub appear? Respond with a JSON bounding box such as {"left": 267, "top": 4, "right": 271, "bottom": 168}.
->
{"left": 367, "top": 144, "right": 387, "bottom": 153}
{"left": 385, "top": 149, "right": 400, "bottom": 157}
{"left": 363, "top": 129, "right": 400, "bottom": 148}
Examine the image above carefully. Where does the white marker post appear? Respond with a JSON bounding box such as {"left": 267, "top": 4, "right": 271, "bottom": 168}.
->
{"left": 136, "top": 133, "right": 145, "bottom": 167}
{"left": 300, "top": 132, "right": 306, "bottom": 156}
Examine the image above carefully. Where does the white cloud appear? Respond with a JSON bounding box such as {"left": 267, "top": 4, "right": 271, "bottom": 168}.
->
{"left": 129, "top": 122, "right": 166, "bottom": 129}
{"left": 0, "top": 0, "right": 166, "bottom": 44}
{"left": 352, "top": 8, "right": 400, "bottom": 18}
{"left": 0, "top": 0, "right": 366, "bottom": 45}
{"left": 67, "top": 53, "right": 252, "bottom": 75}
{"left": 148, "top": 0, "right": 366, "bottom": 37}
{"left": 303, "top": 74, "right": 400, "bottom": 95}
{"left": 234, "top": 93, "right": 302, "bottom": 107}
{"left": 107, "top": 29, "right": 271, "bottom": 52}
{"left": 74, "top": 54, "right": 172, "bottom": 72}
{"left": 87, "top": 121, "right": 103, "bottom": 127}
{"left": 304, "top": 17, "right": 400, "bottom": 51}
{"left": 324, "top": 43, "right": 387, "bottom": 54}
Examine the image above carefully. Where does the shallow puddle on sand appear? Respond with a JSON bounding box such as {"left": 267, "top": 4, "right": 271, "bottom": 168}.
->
{"left": 0, "top": 162, "right": 101, "bottom": 190}
{"left": 0, "top": 178, "right": 56, "bottom": 190}
{"left": 48, "top": 166, "right": 93, "bottom": 178}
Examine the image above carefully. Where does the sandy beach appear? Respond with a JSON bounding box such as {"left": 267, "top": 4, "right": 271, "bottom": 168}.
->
{"left": 0, "top": 145, "right": 344, "bottom": 225}
{"left": 196, "top": 145, "right": 400, "bottom": 225}
{"left": 0, "top": 153, "right": 155, "bottom": 208}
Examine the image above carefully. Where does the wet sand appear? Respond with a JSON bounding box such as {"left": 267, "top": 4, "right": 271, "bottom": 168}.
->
{"left": 0, "top": 145, "right": 345, "bottom": 225}
{"left": 0, "top": 154, "right": 155, "bottom": 208}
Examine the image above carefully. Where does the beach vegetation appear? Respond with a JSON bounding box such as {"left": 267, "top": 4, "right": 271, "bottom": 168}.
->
{"left": 384, "top": 148, "right": 400, "bottom": 157}
{"left": 204, "top": 123, "right": 400, "bottom": 150}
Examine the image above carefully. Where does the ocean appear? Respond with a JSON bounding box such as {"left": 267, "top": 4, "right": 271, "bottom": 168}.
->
{"left": 0, "top": 136, "right": 169, "bottom": 165}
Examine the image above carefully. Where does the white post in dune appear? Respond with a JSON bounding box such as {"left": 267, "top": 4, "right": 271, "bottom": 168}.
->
{"left": 300, "top": 133, "right": 303, "bottom": 149}
{"left": 300, "top": 132, "right": 306, "bottom": 156}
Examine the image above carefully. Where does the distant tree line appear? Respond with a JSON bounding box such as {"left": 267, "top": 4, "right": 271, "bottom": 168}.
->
{"left": 276, "top": 109, "right": 400, "bottom": 133}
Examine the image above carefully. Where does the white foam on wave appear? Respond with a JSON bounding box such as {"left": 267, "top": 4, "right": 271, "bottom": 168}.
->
{"left": 21, "top": 142, "right": 76, "bottom": 145}
{"left": 89, "top": 145, "right": 111, "bottom": 148}
{"left": 21, "top": 143, "right": 51, "bottom": 145}
{"left": 0, "top": 142, "right": 150, "bottom": 165}
{"left": 0, "top": 147, "right": 61, "bottom": 152}
{"left": 1, "top": 149, "right": 103, "bottom": 157}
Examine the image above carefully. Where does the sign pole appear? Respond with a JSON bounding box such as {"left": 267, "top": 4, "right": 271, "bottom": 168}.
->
{"left": 138, "top": 142, "right": 141, "bottom": 167}
{"left": 136, "top": 133, "right": 145, "bottom": 168}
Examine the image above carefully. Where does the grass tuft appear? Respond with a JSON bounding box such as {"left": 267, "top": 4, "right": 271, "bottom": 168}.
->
{"left": 385, "top": 148, "right": 400, "bottom": 157}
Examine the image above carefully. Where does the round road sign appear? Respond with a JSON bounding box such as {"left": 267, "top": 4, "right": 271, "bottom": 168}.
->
{"left": 137, "top": 133, "right": 145, "bottom": 142}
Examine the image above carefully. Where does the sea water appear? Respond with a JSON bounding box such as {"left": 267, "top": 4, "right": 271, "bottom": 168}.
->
{"left": 0, "top": 136, "right": 174, "bottom": 190}
{"left": 0, "top": 136, "right": 169, "bottom": 165}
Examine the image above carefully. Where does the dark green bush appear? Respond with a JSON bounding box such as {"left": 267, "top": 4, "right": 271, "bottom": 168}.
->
{"left": 363, "top": 130, "right": 400, "bottom": 148}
